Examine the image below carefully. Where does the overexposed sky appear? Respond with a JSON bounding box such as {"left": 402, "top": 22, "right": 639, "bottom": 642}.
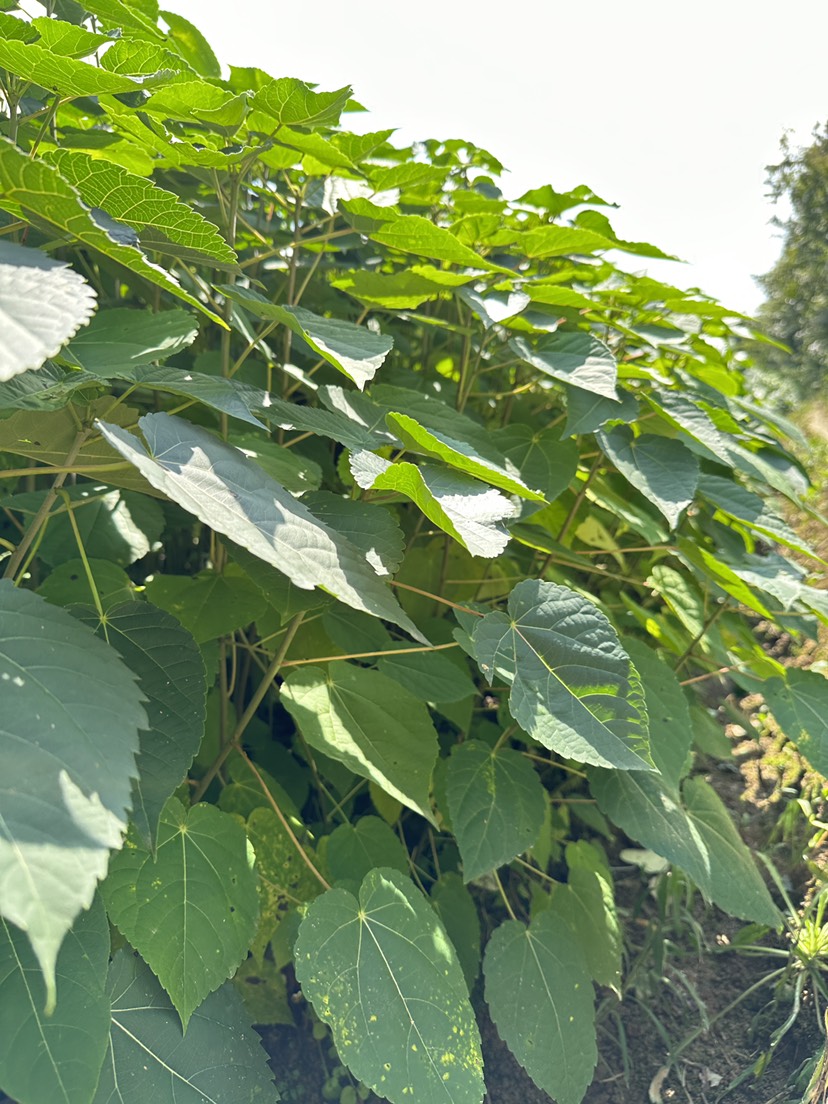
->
{"left": 170, "top": 0, "right": 828, "bottom": 316}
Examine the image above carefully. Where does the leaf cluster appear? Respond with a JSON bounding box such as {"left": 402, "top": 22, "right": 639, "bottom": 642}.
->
{"left": 0, "top": 7, "right": 824, "bottom": 1104}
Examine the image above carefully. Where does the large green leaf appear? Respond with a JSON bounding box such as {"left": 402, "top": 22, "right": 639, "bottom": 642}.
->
{"left": 483, "top": 910, "right": 597, "bottom": 1104}
{"left": 61, "top": 307, "right": 198, "bottom": 371}
{"left": 325, "top": 816, "right": 409, "bottom": 884}
{"left": 303, "top": 490, "right": 404, "bottom": 577}
{"left": 77, "top": 603, "right": 207, "bottom": 849}
{"left": 38, "top": 557, "right": 134, "bottom": 610}
{"left": 377, "top": 649, "right": 477, "bottom": 703}
{"left": 0, "top": 140, "right": 222, "bottom": 323}
{"left": 160, "top": 9, "right": 221, "bottom": 76}
{"left": 80, "top": 0, "right": 164, "bottom": 38}
{"left": 698, "top": 472, "right": 816, "bottom": 558}
{"left": 597, "top": 426, "right": 699, "bottom": 528}
{"left": 0, "top": 37, "right": 139, "bottom": 96}
{"left": 351, "top": 451, "right": 519, "bottom": 558}
{"left": 96, "top": 412, "right": 424, "bottom": 641}
{"left": 386, "top": 411, "right": 544, "bottom": 500}
{"left": 0, "top": 582, "right": 145, "bottom": 1008}
{"left": 764, "top": 669, "right": 828, "bottom": 775}
{"left": 331, "top": 265, "right": 471, "bottom": 309}
{"left": 623, "top": 638, "right": 692, "bottom": 793}
{"left": 511, "top": 332, "right": 618, "bottom": 398}
{"left": 588, "top": 770, "right": 780, "bottom": 925}
{"left": 102, "top": 799, "right": 259, "bottom": 1028}
{"left": 295, "top": 868, "right": 484, "bottom": 1104}
{"left": 36, "top": 486, "right": 163, "bottom": 568}
{"left": 0, "top": 897, "right": 110, "bottom": 1104}
{"left": 49, "top": 150, "right": 238, "bottom": 270}
{"left": 31, "top": 15, "right": 112, "bottom": 58}
{"left": 251, "top": 76, "right": 352, "bottom": 127}
{"left": 490, "top": 424, "right": 579, "bottom": 505}
{"left": 341, "top": 197, "right": 502, "bottom": 271}
{"left": 281, "top": 663, "right": 439, "bottom": 824}
{"left": 471, "top": 579, "right": 652, "bottom": 770}
{"left": 143, "top": 566, "right": 263, "bottom": 642}
{"left": 548, "top": 841, "right": 621, "bottom": 992}
{"left": 0, "top": 241, "right": 97, "bottom": 382}
{"left": 563, "top": 385, "right": 638, "bottom": 436}
{"left": 92, "top": 950, "right": 278, "bottom": 1104}
{"left": 520, "top": 224, "right": 612, "bottom": 258}
{"left": 446, "top": 741, "right": 545, "bottom": 881}
{"left": 220, "top": 284, "right": 392, "bottom": 389}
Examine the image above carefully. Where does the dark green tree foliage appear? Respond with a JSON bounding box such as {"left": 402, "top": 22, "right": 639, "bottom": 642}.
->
{"left": 0, "top": 5, "right": 823, "bottom": 1102}
{"left": 751, "top": 124, "right": 828, "bottom": 400}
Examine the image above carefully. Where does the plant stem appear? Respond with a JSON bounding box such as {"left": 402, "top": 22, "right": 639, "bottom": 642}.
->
{"left": 390, "top": 580, "right": 484, "bottom": 617}
{"left": 279, "top": 641, "right": 459, "bottom": 669}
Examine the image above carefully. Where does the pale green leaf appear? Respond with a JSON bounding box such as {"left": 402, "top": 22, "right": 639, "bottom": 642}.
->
{"left": 598, "top": 427, "right": 699, "bottom": 528}
{"left": 0, "top": 241, "right": 96, "bottom": 382}
{"left": 251, "top": 76, "right": 352, "bottom": 127}
{"left": 483, "top": 911, "right": 597, "bottom": 1104}
{"left": 295, "top": 868, "right": 484, "bottom": 1104}
{"left": 102, "top": 799, "right": 259, "bottom": 1028}
{"left": 472, "top": 579, "right": 652, "bottom": 770}
{"left": 0, "top": 582, "right": 144, "bottom": 1007}
{"left": 386, "top": 411, "right": 544, "bottom": 500}
{"left": 48, "top": 150, "right": 239, "bottom": 269}
{"left": 511, "top": 332, "right": 618, "bottom": 398}
{"left": 281, "top": 663, "right": 439, "bottom": 824}
{"left": 764, "top": 669, "right": 828, "bottom": 776}
{"left": 96, "top": 413, "right": 423, "bottom": 641}
{"left": 520, "top": 224, "right": 613, "bottom": 258}
{"left": 92, "top": 950, "right": 278, "bottom": 1104}
{"left": 351, "top": 452, "right": 519, "bottom": 558}
{"left": 143, "top": 81, "right": 248, "bottom": 130}
{"left": 77, "top": 603, "right": 206, "bottom": 849}
{"left": 30, "top": 17, "right": 110, "bottom": 58}
{"left": 0, "top": 140, "right": 222, "bottom": 323}
{"left": 331, "top": 266, "right": 472, "bottom": 309}
{"left": 0, "top": 37, "right": 139, "bottom": 96}
{"left": 219, "top": 285, "right": 392, "bottom": 389}
{"left": 326, "top": 816, "right": 408, "bottom": 884}
{"left": 160, "top": 9, "right": 220, "bottom": 76}
{"left": 446, "top": 741, "right": 545, "bottom": 881}
{"left": 79, "top": 0, "right": 163, "bottom": 38}
{"left": 0, "top": 897, "right": 109, "bottom": 1104}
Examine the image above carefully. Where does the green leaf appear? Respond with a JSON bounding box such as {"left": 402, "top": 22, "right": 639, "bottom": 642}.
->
{"left": 326, "top": 816, "right": 408, "bottom": 884}
{"left": 0, "top": 12, "right": 39, "bottom": 42}
{"left": 219, "top": 285, "right": 392, "bottom": 389}
{"left": 351, "top": 452, "right": 519, "bottom": 558}
{"left": 48, "top": 151, "right": 239, "bottom": 270}
{"left": 646, "top": 389, "right": 732, "bottom": 464}
{"left": 303, "top": 490, "right": 404, "bottom": 577}
{"left": 430, "top": 873, "right": 481, "bottom": 992}
{"left": 0, "top": 241, "right": 97, "bottom": 382}
{"left": 92, "top": 949, "right": 278, "bottom": 1104}
{"left": 142, "top": 80, "right": 248, "bottom": 130}
{"left": 377, "top": 649, "right": 476, "bottom": 703}
{"left": 520, "top": 224, "right": 613, "bottom": 258}
{"left": 37, "top": 558, "right": 133, "bottom": 610}
{"left": 0, "top": 140, "right": 222, "bottom": 324}
{"left": 80, "top": 0, "right": 163, "bottom": 38}
{"left": 159, "top": 9, "right": 221, "bottom": 77}
{"left": 341, "top": 197, "right": 502, "bottom": 272}
{"left": 0, "top": 37, "right": 139, "bottom": 96}
{"left": 226, "top": 541, "right": 329, "bottom": 625}
{"left": 295, "top": 868, "right": 484, "bottom": 1104}
{"left": 231, "top": 431, "right": 322, "bottom": 493}
{"left": 246, "top": 806, "right": 320, "bottom": 960}
{"left": 103, "top": 799, "right": 259, "bottom": 1028}
{"left": 472, "top": 579, "right": 652, "bottom": 770}
{"left": 37, "top": 486, "right": 163, "bottom": 568}
{"left": 511, "top": 332, "right": 618, "bottom": 398}
{"left": 597, "top": 427, "right": 699, "bottom": 528}
{"left": 386, "top": 411, "right": 544, "bottom": 500}
{"left": 683, "top": 777, "right": 780, "bottom": 927}
{"left": 623, "top": 638, "right": 692, "bottom": 793}
{"left": 446, "top": 741, "right": 545, "bottom": 882}
{"left": 331, "top": 266, "right": 472, "bottom": 309}
{"left": 281, "top": 663, "right": 439, "bottom": 824}
{"left": 563, "top": 385, "right": 638, "bottom": 436}
{"left": 0, "top": 581, "right": 145, "bottom": 1008}
{"left": 77, "top": 603, "right": 206, "bottom": 849}
{"left": 0, "top": 897, "right": 110, "bottom": 1104}
{"left": 764, "top": 669, "right": 828, "bottom": 775}
{"left": 97, "top": 412, "right": 424, "bottom": 641}
{"left": 30, "top": 17, "right": 111, "bottom": 58}
{"left": 491, "top": 424, "right": 579, "bottom": 506}
{"left": 550, "top": 841, "right": 621, "bottom": 992}
{"left": 62, "top": 307, "right": 198, "bottom": 371}
{"left": 251, "top": 76, "right": 352, "bottom": 127}
{"left": 698, "top": 472, "right": 816, "bottom": 558}
{"left": 483, "top": 910, "right": 597, "bottom": 1104}
{"left": 143, "top": 566, "right": 263, "bottom": 642}
{"left": 589, "top": 770, "right": 779, "bottom": 924}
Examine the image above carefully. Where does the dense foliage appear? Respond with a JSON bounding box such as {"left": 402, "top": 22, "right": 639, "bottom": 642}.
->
{"left": 750, "top": 123, "right": 828, "bottom": 402}
{"left": 0, "top": 5, "right": 827, "bottom": 1103}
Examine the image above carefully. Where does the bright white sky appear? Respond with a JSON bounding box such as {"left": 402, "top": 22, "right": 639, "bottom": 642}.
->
{"left": 170, "top": 0, "right": 828, "bottom": 316}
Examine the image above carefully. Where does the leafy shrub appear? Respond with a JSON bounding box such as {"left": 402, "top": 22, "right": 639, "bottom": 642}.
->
{"left": 0, "top": 5, "right": 826, "bottom": 1103}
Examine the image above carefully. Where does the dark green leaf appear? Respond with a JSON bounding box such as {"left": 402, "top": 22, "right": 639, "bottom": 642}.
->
{"left": 764, "top": 669, "right": 828, "bottom": 775}
{"left": 511, "top": 332, "right": 618, "bottom": 398}
{"left": 597, "top": 427, "right": 699, "bottom": 528}
{"left": 326, "top": 816, "right": 408, "bottom": 883}
{"left": 430, "top": 873, "right": 481, "bottom": 992}
{"left": 623, "top": 638, "right": 692, "bottom": 793}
